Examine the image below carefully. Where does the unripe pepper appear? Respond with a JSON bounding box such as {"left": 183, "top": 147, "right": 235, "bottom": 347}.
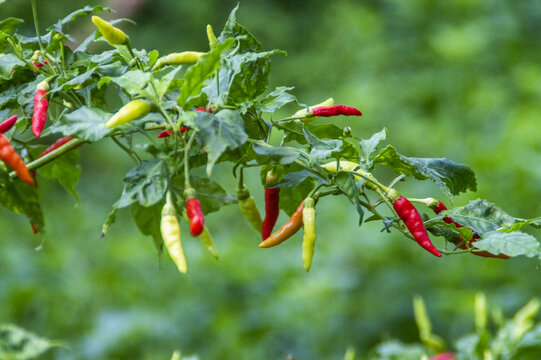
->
{"left": 393, "top": 196, "right": 441, "bottom": 257}
{"left": 302, "top": 197, "right": 316, "bottom": 271}
{"left": 0, "top": 133, "right": 33, "bottom": 185}
{"left": 262, "top": 170, "right": 280, "bottom": 240}
{"left": 91, "top": 16, "right": 129, "bottom": 46}
{"left": 106, "top": 99, "right": 152, "bottom": 128}
{"left": 260, "top": 201, "right": 304, "bottom": 248}
{"left": 206, "top": 24, "right": 218, "bottom": 49}
{"left": 153, "top": 51, "right": 206, "bottom": 70}
{"left": 185, "top": 189, "right": 205, "bottom": 236}
{"left": 199, "top": 226, "right": 219, "bottom": 259}
{"left": 433, "top": 201, "right": 509, "bottom": 259}
{"left": 161, "top": 193, "right": 187, "bottom": 274}
{"left": 291, "top": 97, "right": 334, "bottom": 122}
{"left": 237, "top": 184, "right": 263, "bottom": 233}
{"left": 0, "top": 115, "right": 17, "bottom": 133}
{"left": 32, "top": 80, "right": 49, "bottom": 138}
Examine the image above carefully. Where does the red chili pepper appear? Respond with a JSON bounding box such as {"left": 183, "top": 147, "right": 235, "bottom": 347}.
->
{"left": 433, "top": 201, "right": 509, "bottom": 259}
{"left": 186, "top": 198, "right": 204, "bottom": 236}
{"left": 260, "top": 201, "right": 304, "bottom": 248}
{"left": 195, "top": 106, "right": 212, "bottom": 113}
{"left": 262, "top": 170, "right": 280, "bottom": 240}
{"left": 393, "top": 196, "right": 441, "bottom": 257}
{"left": 429, "top": 353, "right": 456, "bottom": 360}
{"left": 0, "top": 133, "right": 33, "bottom": 185}
{"left": 38, "top": 136, "right": 75, "bottom": 158}
{"left": 32, "top": 81, "right": 49, "bottom": 138}
{"left": 0, "top": 115, "right": 17, "bottom": 133}
{"left": 31, "top": 223, "right": 39, "bottom": 234}
{"left": 311, "top": 105, "right": 362, "bottom": 117}
{"left": 157, "top": 128, "right": 190, "bottom": 138}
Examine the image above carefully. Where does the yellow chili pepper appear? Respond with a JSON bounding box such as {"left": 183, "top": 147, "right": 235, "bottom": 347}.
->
{"left": 106, "top": 100, "right": 152, "bottom": 128}
{"left": 199, "top": 226, "right": 219, "bottom": 260}
{"left": 92, "top": 16, "right": 129, "bottom": 46}
{"left": 302, "top": 197, "right": 316, "bottom": 271}
{"left": 153, "top": 51, "right": 206, "bottom": 70}
{"left": 206, "top": 25, "right": 218, "bottom": 49}
{"left": 161, "top": 192, "right": 187, "bottom": 274}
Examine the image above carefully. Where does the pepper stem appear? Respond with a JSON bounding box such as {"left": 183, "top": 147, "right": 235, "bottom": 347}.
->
{"left": 184, "top": 130, "right": 197, "bottom": 190}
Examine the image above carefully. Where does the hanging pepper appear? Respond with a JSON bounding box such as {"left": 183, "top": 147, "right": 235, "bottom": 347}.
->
{"left": 0, "top": 115, "right": 17, "bottom": 133}
{"left": 32, "top": 80, "right": 49, "bottom": 138}
{"left": 311, "top": 105, "right": 362, "bottom": 117}
{"left": 157, "top": 128, "right": 190, "bottom": 138}
{"left": 91, "top": 16, "right": 129, "bottom": 46}
{"left": 0, "top": 133, "right": 33, "bottom": 185}
{"left": 106, "top": 99, "right": 152, "bottom": 128}
{"left": 38, "top": 136, "right": 75, "bottom": 158}
{"left": 206, "top": 24, "right": 218, "bottom": 49}
{"left": 291, "top": 97, "right": 334, "bottom": 122}
{"left": 393, "top": 196, "right": 441, "bottom": 257}
{"left": 153, "top": 51, "right": 206, "bottom": 70}
{"left": 185, "top": 189, "right": 205, "bottom": 236}
{"left": 432, "top": 201, "right": 509, "bottom": 259}
{"left": 199, "top": 226, "right": 219, "bottom": 260}
{"left": 260, "top": 201, "right": 304, "bottom": 248}
{"left": 262, "top": 170, "right": 280, "bottom": 240}
{"left": 237, "top": 184, "right": 263, "bottom": 233}
{"left": 302, "top": 197, "right": 316, "bottom": 271}
{"left": 161, "top": 192, "right": 187, "bottom": 274}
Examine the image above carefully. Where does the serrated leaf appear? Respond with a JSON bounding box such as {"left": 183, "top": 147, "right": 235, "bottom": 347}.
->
{"left": 374, "top": 145, "right": 477, "bottom": 196}
{"left": 0, "top": 54, "right": 25, "bottom": 80}
{"left": 45, "top": 106, "right": 111, "bottom": 142}
{"left": 334, "top": 172, "right": 364, "bottom": 225}
{"left": 130, "top": 202, "right": 163, "bottom": 253}
{"left": 177, "top": 38, "right": 235, "bottom": 107}
{"left": 474, "top": 231, "right": 541, "bottom": 258}
{"left": 0, "top": 323, "right": 59, "bottom": 359}
{"left": 114, "top": 159, "right": 168, "bottom": 208}
{"left": 252, "top": 141, "right": 301, "bottom": 164}
{"left": 0, "top": 170, "right": 44, "bottom": 232}
{"left": 303, "top": 127, "right": 343, "bottom": 163}
{"left": 38, "top": 149, "right": 80, "bottom": 200}
{"left": 259, "top": 86, "right": 296, "bottom": 113}
{"left": 194, "top": 109, "right": 248, "bottom": 175}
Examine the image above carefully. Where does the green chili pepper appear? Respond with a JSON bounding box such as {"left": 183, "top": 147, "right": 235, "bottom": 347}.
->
{"left": 161, "top": 192, "right": 187, "bottom": 274}
{"left": 237, "top": 184, "right": 263, "bottom": 234}
{"left": 302, "top": 197, "right": 316, "bottom": 271}
{"left": 153, "top": 51, "right": 206, "bottom": 70}
{"left": 199, "top": 226, "right": 219, "bottom": 260}
{"left": 207, "top": 25, "right": 218, "bottom": 49}
{"left": 92, "top": 16, "right": 129, "bottom": 46}
{"left": 106, "top": 100, "right": 152, "bottom": 128}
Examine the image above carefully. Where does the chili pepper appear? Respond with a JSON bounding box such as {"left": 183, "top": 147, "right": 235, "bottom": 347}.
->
{"left": 429, "top": 353, "right": 456, "bottom": 360}
{"left": 186, "top": 194, "right": 205, "bottom": 237}
{"left": 237, "top": 184, "right": 263, "bottom": 233}
{"left": 153, "top": 51, "right": 206, "bottom": 70}
{"left": 0, "top": 115, "right": 17, "bottom": 133}
{"left": 38, "top": 136, "right": 75, "bottom": 158}
{"left": 157, "top": 128, "right": 189, "bottom": 138}
{"left": 161, "top": 193, "right": 187, "bottom": 274}
{"left": 30, "top": 223, "right": 39, "bottom": 234}
{"left": 312, "top": 105, "right": 362, "bottom": 117}
{"left": 32, "top": 80, "right": 49, "bottom": 138}
{"left": 91, "top": 16, "right": 129, "bottom": 46}
{"left": 292, "top": 97, "right": 334, "bottom": 122}
{"left": 393, "top": 196, "right": 441, "bottom": 257}
{"left": 195, "top": 106, "right": 212, "bottom": 113}
{"left": 433, "top": 201, "right": 509, "bottom": 259}
{"left": 262, "top": 170, "right": 280, "bottom": 240}
{"left": 302, "top": 197, "right": 316, "bottom": 271}
{"left": 260, "top": 201, "right": 304, "bottom": 248}
{"left": 199, "top": 226, "right": 219, "bottom": 259}
{"left": 207, "top": 24, "right": 218, "bottom": 49}
{"left": 106, "top": 99, "right": 152, "bottom": 128}
{"left": 0, "top": 133, "right": 33, "bottom": 185}
{"left": 32, "top": 60, "right": 47, "bottom": 68}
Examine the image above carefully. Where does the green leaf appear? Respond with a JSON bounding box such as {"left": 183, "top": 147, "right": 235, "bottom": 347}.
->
{"left": 335, "top": 172, "right": 365, "bottom": 225}
{"left": 259, "top": 86, "right": 296, "bottom": 113}
{"left": 279, "top": 176, "right": 315, "bottom": 216}
{"left": 374, "top": 145, "right": 477, "bottom": 196}
{"left": 47, "top": 6, "right": 110, "bottom": 34}
{"left": 114, "top": 159, "right": 168, "bottom": 208}
{"left": 0, "top": 54, "right": 25, "bottom": 80}
{"left": 0, "top": 170, "right": 44, "bottom": 232}
{"left": 173, "top": 176, "right": 236, "bottom": 215}
{"left": 51, "top": 68, "right": 97, "bottom": 94}
{"left": 273, "top": 170, "right": 324, "bottom": 188}
{"left": 360, "top": 128, "right": 387, "bottom": 163}
{"left": 0, "top": 323, "right": 59, "bottom": 359}
{"left": 177, "top": 38, "right": 235, "bottom": 107}
{"left": 443, "top": 199, "right": 518, "bottom": 234}
{"left": 252, "top": 141, "right": 301, "bottom": 165}
{"left": 0, "top": 17, "right": 24, "bottom": 38}
{"left": 194, "top": 109, "right": 248, "bottom": 175}
{"left": 38, "top": 149, "right": 81, "bottom": 200}
{"left": 474, "top": 231, "right": 541, "bottom": 259}
{"left": 98, "top": 69, "right": 151, "bottom": 97}
{"left": 130, "top": 202, "right": 163, "bottom": 253}
{"left": 154, "top": 65, "right": 184, "bottom": 98}
{"left": 219, "top": 4, "right": 263, "bottom": 53}
{"left": 303, "top": 128, "right": 343, "bottom": 163}
{"left": 45, "top": 106, "right": 111, "bottom": 142}
{"left": 372, "top": 340, "right": 425, "bottom": 360}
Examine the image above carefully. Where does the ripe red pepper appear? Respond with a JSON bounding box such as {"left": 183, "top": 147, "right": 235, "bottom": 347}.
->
{"left": 433, "top": 201, "right": 509, "bottom": 259}
{"left": 260, "top": 201, "right": 304, "bottom": 248}
{"left": 32, "top": 81, "right": 49, "bottom": 138}
{"left": 0, "top": 133, "right": 33, "bottom": 185}
{"left": 38, "top": 136, "right": 75, "bottom": 158}
{"left": 186, "top": 198, "right": 204, "bottom": 236}
{"left": 429, "top": 353, "right": 455, "bottom": 360}
{"left": 262, "top": 170, "right": 280, "bottom": 240}
{"left": 311, "top": 105, "right": 362, "bottom": 117}
{"left": 0, "top": 115, "right": 17, "bottom": 133}
{"left": 393, "top": 196, "right": 441, "bottom": 257}
{"left": 157, "top": 127, "right": 190, "bottom": 138}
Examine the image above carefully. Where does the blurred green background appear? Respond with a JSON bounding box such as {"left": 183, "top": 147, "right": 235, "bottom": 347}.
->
{"left": 1, "top": 0, "right": 541, "bottom": 359}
